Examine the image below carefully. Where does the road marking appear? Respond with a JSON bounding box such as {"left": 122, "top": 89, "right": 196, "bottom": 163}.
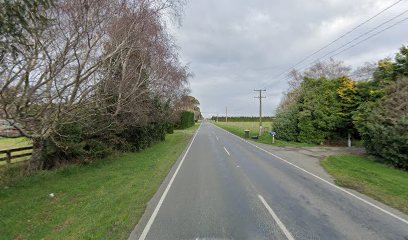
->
{"left": 138, "top": 125, "right": 201, "bottom": 240}
{"left": 216, "top": 136, "right": 219, "bottom": 141}
{"left": 223, "top": 147, "right": 230, "bottom": 156}
{"left": 258, "top": 195, "right": 295, "bottom": 240}
{"left": 236, "top": 165, "right": 240, "bottom": 168}
{"left": 213, "top": 124, "right": 408, "bottom": 225}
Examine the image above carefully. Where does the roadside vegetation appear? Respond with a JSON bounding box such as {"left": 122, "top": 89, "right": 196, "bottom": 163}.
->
{"left": 215, "top": 122, "right": 317, "bottom": 147}
{"left": 322, "top": 155, "right": 408, "bottom": 215}
{"left": 273, "top": 46, "right": 408, "bottom": 170}
{"left": 0, "top": 0, "right": 201, "bottom": 171}
{"left": 0, "top": 125, "right": 198, "bottom": 239}
{"left": 1, "top": 2, "right": 202, "bottom": 238}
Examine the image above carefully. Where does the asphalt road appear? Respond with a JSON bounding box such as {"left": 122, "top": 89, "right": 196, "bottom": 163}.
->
{"left": 131, "top": 122, "right": 408, "bottom": 240}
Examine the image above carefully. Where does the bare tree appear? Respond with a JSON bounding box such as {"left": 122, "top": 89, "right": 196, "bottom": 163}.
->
{"left": 0, "top": 0, "right": 189, "bottom": 169}
{"left": 351, "top": 62, "right": 376, "bottom": 81}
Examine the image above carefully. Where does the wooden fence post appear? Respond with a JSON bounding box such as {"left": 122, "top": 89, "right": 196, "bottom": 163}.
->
{"left": 6, "top": 150, "right": 11, "bottom": 164}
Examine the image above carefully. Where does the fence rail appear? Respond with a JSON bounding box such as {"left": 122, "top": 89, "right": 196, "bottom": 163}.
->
{"left": 0, "top": 146, "right": 33, "bottom": 164}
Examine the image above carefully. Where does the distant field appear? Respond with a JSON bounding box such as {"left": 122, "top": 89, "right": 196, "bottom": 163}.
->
{"left": 214, "top": 121, "right": 317, "bottom": 147}
{"left": 0, "top": 137, "right": 32, "bottom": 164}
{"left": 216, "top": 121, "right": 273, "bottom": 134}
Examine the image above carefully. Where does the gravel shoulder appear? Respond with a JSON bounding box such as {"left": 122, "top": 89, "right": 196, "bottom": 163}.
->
{"left": 251, "top": 142, "right": 365, "bottom": 183}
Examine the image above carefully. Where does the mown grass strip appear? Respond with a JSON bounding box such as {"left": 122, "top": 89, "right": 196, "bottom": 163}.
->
{"left": 214, "top": 122, "right": 317, "bottom": 147}
{"left": 0, "top": 125, "right": 199, "bottom": 239}
{"left": 322, "top": 155, "right": 408, "bottom": 215}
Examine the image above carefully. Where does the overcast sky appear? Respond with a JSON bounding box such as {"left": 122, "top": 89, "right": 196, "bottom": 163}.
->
{"left": 170, "top": 0, "right": 408, "bottom": 117}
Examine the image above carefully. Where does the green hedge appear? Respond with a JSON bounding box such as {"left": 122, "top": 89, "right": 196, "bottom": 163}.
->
{"left": 179, "top": 111, "right": 195, "bottom": 129}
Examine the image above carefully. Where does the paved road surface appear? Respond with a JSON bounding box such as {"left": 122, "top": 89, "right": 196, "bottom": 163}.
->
{"left": 131, "top": 122, "right": 408, "bottom": 240}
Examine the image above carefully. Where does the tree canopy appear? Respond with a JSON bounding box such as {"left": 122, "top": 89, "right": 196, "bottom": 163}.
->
{"left": 273, "top": 46, "right": 408, "bottom": 169}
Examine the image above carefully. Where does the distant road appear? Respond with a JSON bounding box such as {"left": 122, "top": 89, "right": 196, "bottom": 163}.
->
{"left": 131, "top": 122, "right": 408, "bottom": 240}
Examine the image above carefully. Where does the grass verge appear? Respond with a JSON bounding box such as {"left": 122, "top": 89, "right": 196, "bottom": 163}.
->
{"left": 0, "top": 124, "right": 199, "bottom": 239}
{"left": 214, "top": 122, "right": 317, "bottom": 147}
{"left": 322, "top": 155, "right": 408, "bottom": 215}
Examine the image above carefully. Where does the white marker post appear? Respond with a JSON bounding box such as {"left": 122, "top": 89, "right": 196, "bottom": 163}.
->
{"left": 270, "top": 132, "right": 276, "bottom": 144}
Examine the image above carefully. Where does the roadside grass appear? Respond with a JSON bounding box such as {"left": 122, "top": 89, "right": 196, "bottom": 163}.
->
{"left": 0, "top": 137, "right": 33, "bottom": 165}
{"left": 214, "top": 122, "right": 318, "bottom": 147}
{"left": 0, "top": 124, "right": 199, "bottom": 239}
{"left": 322, "top": 155, "right": 408, "bottom": 215}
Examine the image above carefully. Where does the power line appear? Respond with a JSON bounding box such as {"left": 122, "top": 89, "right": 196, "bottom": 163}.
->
{"left": 265, "top": 0, "right": 405, "bottom": 85}
{"left": 313, "top": 9, "right": 408, "bottom": 63}
{"left": 331, "top": 16, "right": 408, "bottom": 58}
{"left": 264, "top": 7, "right": 408, "bottom": 87}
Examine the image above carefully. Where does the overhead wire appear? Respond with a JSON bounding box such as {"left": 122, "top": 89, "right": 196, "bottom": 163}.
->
{"left": 269, "top": 0, "right": 405, "bottom": 81}
{"left": 262, "top": 0, "right": 408, "bottom": 89}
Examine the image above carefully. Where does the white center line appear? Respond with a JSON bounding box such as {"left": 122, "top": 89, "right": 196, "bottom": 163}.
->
{"left": 223, "top": 147, "right": 230, "bottom": 156}
{"left": 138, "top": 125, "right": 201, "bottom": 240}
{"left": 258, "top": 195, "right": 295, "bottom": 240}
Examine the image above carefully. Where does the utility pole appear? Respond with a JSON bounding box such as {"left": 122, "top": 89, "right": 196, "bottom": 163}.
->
{"left": 216, "top": 113, "right": 219, "bottom": 122}
{"left": 254, "top": 89, "right": 266, "bottom": 136}
{"left": 225, "top": 107, "right": 228, "bottom": 123}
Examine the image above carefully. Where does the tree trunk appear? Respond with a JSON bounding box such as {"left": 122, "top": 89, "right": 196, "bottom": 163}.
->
{"left": 27, "top": 138, "right": 49, "bottom": 171}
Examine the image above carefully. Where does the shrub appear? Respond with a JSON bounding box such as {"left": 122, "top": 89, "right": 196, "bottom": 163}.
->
{"left": 273, "top": 106, "right": 299, "bottom": 142}
{"left": 359, "top": 78, "right": 408, "bottom": 169}
{"left": 165, "top": 122, "right": 174, "bottom": 134}
{"left": 179, "top": 111, "right": 195, "bottom": 129}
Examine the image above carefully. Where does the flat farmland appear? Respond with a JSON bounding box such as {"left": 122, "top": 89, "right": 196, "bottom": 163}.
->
{"left": 215, "top": 121, "right": 272, "bottom": 134}
{"left": 0, "top": 137, "right": 33, "bottom": 165}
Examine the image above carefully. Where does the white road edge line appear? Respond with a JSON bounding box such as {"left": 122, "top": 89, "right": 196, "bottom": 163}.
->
{"left": 223, "top": 147, "right": 230, "bottom": 156}
{"left": 258, "top": 195, "right": 295, "bottom": 240}
{"left": 212, "top": 124, "right": 408, "bottom": 225}
{"left": 138, "top": 124, "right": 202, "bottom": 240}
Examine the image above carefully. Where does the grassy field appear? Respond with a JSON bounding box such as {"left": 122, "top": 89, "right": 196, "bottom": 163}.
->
{"left": 0, "top": 124, "right": 199, "bottom": 239}
{"left": 322, "top": 155, "right": 408, "bottom": 215}
{"left": 217, "top": 121, "right": 273, "bottom": 133}
{"left": 0, "top": 137, "right": 33, "bottom": 165}
{"left": 215, "top": 121, "right": 317, "bottom": 147}
{"left": 0, "top": 137, "right": 32, "bottom": 150}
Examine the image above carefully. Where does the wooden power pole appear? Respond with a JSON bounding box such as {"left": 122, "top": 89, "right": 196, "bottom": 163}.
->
{"left": 225, "top": 107, "right": 228, "bottom": 123}
{"left": 254, "top": 89, "right": 266, "bottom": 136}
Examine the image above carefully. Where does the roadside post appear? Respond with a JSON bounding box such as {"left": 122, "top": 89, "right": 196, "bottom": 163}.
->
{"left": 244, "top": 130, "right": 250, "bottom": 138}
{"left": 270, "top": 131, "right": 276, "bottom": 144}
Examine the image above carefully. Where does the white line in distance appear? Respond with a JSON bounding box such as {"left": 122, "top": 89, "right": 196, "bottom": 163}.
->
{"left": 224, "top": 147, "right": 230, "bottom": 156}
